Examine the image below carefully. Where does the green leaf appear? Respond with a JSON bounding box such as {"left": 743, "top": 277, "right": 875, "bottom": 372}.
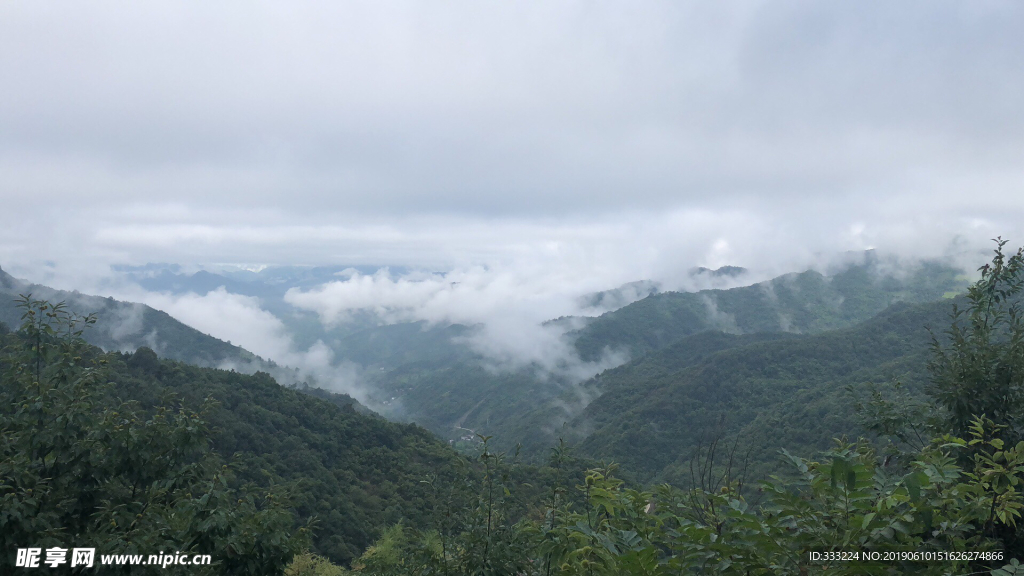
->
{"left": 861, "top": 512, "right": 876, "bottom": 529}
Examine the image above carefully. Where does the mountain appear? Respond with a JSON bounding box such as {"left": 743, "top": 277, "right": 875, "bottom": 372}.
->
{"left": 115, "top": 263, "right": 407, "bottom": 294}
{"left": 109, "top": 348, "right": 471, "bottom": 564}
{"left": 362, "top": 257, "right": 967, "bottom": 456}
{"left": 87, "top": 255, "right": 966, "bottom": 458}
{"left": 0, "top": 265, "right": 262, "bottom": 368}
{"left": 1, "top": 256, "right": 970, "bottom": 477}
{"left": 571, "top": 256, "right": 964, "bottom": 361}
{"left": 577, "top": 279, "right": 662, "bottom": 311}
{"left": 0, "top": 311, "right": 472, "bottom": 566}
{"left": 574, "top": 267, "right": 748, "bottom": 312}
{"left": 563, "top": 297, "right": 958, "bottom": 484}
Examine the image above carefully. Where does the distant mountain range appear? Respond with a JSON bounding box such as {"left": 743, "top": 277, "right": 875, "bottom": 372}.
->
{"left": 1, "top": 255, "right": 973, "bottom": 481}
{"left": 346, "top": 254, "right": 968, "bottom": 459}
{"left": 0, "top": 265, "right": 261, "bottom": 368}
{"left": 116, "top": 263, "right": 416, "bottom": 349}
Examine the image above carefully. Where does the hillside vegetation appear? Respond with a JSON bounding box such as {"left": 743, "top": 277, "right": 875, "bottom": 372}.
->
{"left": 6, "top": 249, "right": 1013, "bottom": 574}
{"left": 570, "top": 257, "right": 964, "bottom": 361}
{"left": 109, "top": 348, "right": 469, "bottom": 563}
{"left": 0, "top": 295, "right": 598, "bottom": 568}
{"left": 0, "top": 266, "right": 261, "bottom": 369}
{"left": 567, "top": 298, "right": 958, "bottom": 484}
{"left": 0, "top": 300, "right": 472, "bottom": 566}
{"left": 362, "top": 257, "right": 967, "bottom": 458}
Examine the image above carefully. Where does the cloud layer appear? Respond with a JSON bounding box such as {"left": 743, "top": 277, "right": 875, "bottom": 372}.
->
{"left": 2, "top": 2, "right": 1022, "bottom": 231}
{"left": 2, "top": 1, "right": 1023, "bottom": 382}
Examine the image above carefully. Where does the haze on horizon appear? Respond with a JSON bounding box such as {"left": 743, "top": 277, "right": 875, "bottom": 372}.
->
{"left": 2, "top": 1, "right": 1024, "bottom": 386}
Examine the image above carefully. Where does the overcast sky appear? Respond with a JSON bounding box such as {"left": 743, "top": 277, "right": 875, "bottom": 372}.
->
{"left": 2, "top": 1, "right": 1023, "bottom": 288}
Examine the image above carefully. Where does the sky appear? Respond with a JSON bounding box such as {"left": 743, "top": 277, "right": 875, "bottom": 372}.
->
{"left": 2, "top": 1, "right": 1024, "bottom": 378}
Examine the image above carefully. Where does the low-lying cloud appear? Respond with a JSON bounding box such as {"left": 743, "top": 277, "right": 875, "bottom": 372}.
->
{"left": 283, "top": 264, "right": 631, "bottom": 380}
{"left": 107, "top": 286, "right": 367, "bottom": 399}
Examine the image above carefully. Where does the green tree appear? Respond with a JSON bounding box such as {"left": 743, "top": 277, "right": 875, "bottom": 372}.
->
{"left": 929, "top": 238, "right": 1024, "bottom": 440}
{"left": 355, "top": 436, "right": 533, "bottom": 576}
{"left": 0, "top": 296, "right": 306, "bottom": 574}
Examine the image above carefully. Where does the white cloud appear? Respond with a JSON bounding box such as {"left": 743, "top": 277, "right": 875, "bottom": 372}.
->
{"left": 108, "top": 286, "right": 367, "bottom": 399}
{"left": 132, "top": 288, "right": 287, "bottom": 355}
{"left": 284, "top": 263, "right": 631, "bottom": 383}
{"left": 1, "top": 1, "right": 1022, "bottom": 219}
{"left": 1, "top": 0, "right": 1022, "bottom": 388}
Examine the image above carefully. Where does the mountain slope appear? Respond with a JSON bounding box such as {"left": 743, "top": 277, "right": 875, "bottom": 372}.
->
{"left": 105, "top": 347, "right": 469, "bottom": 564}
{"left": 1, "top": 310, "right": 471, "bottom": 565}
{"left": 365, "top": 259, "right": 965, "bottom": 454}
{"left": 565, "top": 298, "right": 957, "bottom": 483}
{"left": 0, "top": 265, "right": 262, "bottom": 368}
{"left": 571, "top": 257, "right": 964, "bottom": 361}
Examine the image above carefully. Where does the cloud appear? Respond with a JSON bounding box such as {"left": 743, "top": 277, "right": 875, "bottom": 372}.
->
{"left": 2, "top": 1, "right": 1023, "bottom": 395}
{"left": 1, "top": 1, "right": 1022, "bottom": 221}
{"left": 283, "top": 263, "right": 630, "bottom": 379}
{"left": 129, "top": 288, "right": 288, "bottom": 355}
{"left": 108, "top": 286, "right": 367, "bottom": 399}
{"left": 700, "top": 294, "right": 741, "bottom": 334}
{"left": 106, "top": 302, "right": 146, "bottom": 344}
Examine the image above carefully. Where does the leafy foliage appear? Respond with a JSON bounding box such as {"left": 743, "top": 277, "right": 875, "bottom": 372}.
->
{"left": 286, "top": 552, "right": 350, "bottom": 576}
{"left": 353, "top": 424, "right": 1023, "bottom": 575}
{"left": 929, "top": 239, "right": 1024, "bottom": 439}
{"left": 0, "top": 296, "right": 306, "bottom": 574}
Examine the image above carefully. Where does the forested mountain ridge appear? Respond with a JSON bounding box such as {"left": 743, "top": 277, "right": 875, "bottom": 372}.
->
{"left": 0, "top": 256, "right": 970, "bottom": 468}
{"left": 363, "top": 258, "right": 967, "bottom": 455}
{"left": 0, "top": 265, "right": 263, "bottom": 369}
{"left": 565, "top": 297, "right": 960, "bottom": 484}
{"left": 107, "top": 347, "right": 469, "bottom": 564}
{"left": 570, "top": 257, "right": 964, "bottom": 361}
{"left": 9, "top": 254, "right": 961, "bottom": 458}
{"left": 7, "top": 245, "right": 1024, "bottom": 575}
{"left": 0, "top": 309, "right": 473, "bottom": 566}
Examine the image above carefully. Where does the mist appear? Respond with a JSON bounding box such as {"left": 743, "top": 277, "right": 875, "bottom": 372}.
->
{"left": 2, "top": 1, "right": 1023, "bottom": 401}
